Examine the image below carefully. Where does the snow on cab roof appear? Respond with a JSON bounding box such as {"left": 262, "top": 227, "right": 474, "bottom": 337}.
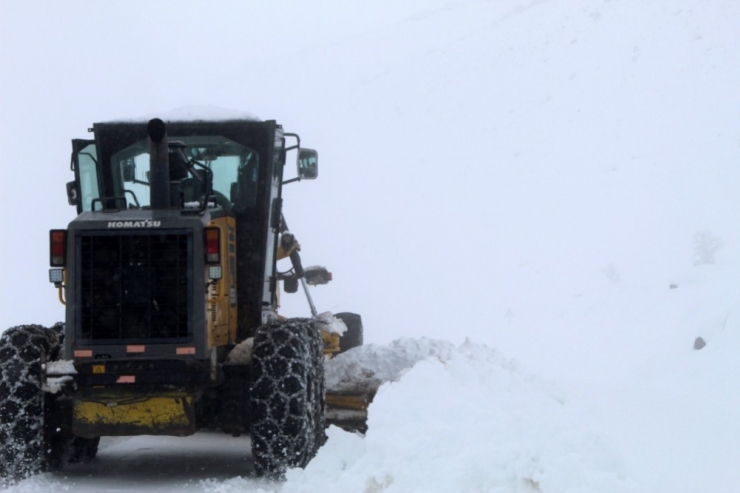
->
{"left": 103, "top": 105, "right": 262, "bottom": 124}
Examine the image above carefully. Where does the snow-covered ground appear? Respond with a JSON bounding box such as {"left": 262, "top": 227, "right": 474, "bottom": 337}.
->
{"left": 2, "top": 0, "right": 739, "bottom": 492}
{"left": 5, "top": 277, "right": 739, "bottom": 493}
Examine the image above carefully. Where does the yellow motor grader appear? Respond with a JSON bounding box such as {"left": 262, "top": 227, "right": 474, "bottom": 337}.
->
{"left": 0, "top": 114, "right": 366, "bottom": 482}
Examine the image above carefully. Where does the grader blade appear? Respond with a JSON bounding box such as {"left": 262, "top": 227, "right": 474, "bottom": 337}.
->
{"left": 325, "top": 391, "right": 375, "bottom": 433}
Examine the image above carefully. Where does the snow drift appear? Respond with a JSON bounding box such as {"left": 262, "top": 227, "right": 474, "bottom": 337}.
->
{"left": 293, "top": 340, "right": 636, "bottom": 493}
{"left": 202, "top": 339, "right": 641, "bottom": 493}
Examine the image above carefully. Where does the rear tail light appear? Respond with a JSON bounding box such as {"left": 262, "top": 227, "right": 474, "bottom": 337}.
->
{"left": 205, "top": 227, "right": 221, "bottom": 264}
{"left": 50, "top": 230, "right": 67, "bottom": 266}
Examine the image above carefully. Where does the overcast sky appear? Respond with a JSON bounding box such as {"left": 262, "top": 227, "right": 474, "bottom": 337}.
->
{"left": 1, "top": 0, "right": 738, "bottom": 352}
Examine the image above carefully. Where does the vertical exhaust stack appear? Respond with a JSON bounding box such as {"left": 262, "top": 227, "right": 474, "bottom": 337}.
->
{"left": 147, "top": 118, "right": 171, "bottom": 209}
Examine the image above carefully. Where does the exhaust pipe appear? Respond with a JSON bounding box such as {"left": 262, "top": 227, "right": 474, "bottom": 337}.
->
{"left": 147, "top": 118, "right": 170, "bottom": 209}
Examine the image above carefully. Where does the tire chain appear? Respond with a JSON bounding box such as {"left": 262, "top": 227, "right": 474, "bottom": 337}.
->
{"left": 249, "top": 318, "right": 326, "bottom": 478}
{"left": 0, "top": 324, "right": 62, "bottom": 482}
{"left": 0, "top": 323, "right": 97, "bottom": 484}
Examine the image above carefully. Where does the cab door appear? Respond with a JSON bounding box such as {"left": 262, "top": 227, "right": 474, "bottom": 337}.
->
{"left": 260, "top": 129, "right": 285, "bottom": 317}
{"left": 71, "top": 139, "right": 100, "bottom": 213}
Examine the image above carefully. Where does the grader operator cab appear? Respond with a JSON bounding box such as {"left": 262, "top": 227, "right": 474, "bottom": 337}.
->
{"left": 0, "top": 115, "right": 364, "bottom": 482}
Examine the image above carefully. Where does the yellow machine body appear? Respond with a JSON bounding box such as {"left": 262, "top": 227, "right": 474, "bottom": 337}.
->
{"left": 205, "top": 215, "right": 238, "bottom": 347}
{"left": 72, "top": 392, "right": 196, "bottom": 438}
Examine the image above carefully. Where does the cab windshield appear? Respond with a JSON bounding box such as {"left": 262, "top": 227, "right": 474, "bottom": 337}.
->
{"left": 96, "top": 135, "right": 259, "bottom": 212}
{"left": 111, "top": 136, "right": 259, "bottom": 210}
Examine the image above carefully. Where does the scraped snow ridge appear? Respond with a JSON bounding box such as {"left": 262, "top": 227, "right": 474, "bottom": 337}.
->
{"left": 288, "top": 339, "right": 640, "bottom": 493}
{"left": 324, "top": 337, "right": 455, "bottom": 394}
{"left": 205, "top": 339, "right": 640, "bottom": 493}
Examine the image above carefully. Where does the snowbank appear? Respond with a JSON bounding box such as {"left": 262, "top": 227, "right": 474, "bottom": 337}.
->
{"left": 324, "top": 337, "right": 455, "bottom": 394}
{"left": 203, "top": 338, "right": 642, "bottom": 493}
{"left": 284, "top": 339, "right": 641, "bottom": 493}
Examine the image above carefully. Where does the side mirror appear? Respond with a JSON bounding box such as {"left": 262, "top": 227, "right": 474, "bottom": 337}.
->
{"left": 297, "top": 149, "right": 318, "bottom": 180}
{"left": 66, "top": 181, "right": 78, "bottom": 206}
{"left": 122, "top": 161, "right": 136, "bottom": 182}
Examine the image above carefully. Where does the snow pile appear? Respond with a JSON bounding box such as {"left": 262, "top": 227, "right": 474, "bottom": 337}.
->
{"left": 224, "top": 338, "right": 254, "bottom": 365}
{"left": 41, "top": 376, "right": 73, "bottom": 394}
{"left": 45, "top": 360, "right": 76, "bottom": 375}
{"left": 315, "top": 312, "right": 347, "bottom": 336}
{"left": 325, "top": 337, "right": 455, "bottom": 394}
{"left": 284, "top": 339, "right": 641, "bottom": 493}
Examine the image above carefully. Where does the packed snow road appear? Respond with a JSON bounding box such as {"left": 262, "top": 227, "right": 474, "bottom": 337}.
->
{"left": 2, "top": 433, "right": 280, "bottom": 493}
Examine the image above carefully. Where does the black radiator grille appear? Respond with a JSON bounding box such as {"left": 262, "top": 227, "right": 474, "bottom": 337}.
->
{"left": 78, "top": 231, "right": 191, "bottom": 341}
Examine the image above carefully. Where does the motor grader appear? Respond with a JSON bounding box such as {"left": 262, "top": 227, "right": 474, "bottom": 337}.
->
{"left": 0, "top": 114, "right": 365, "bottom": 482}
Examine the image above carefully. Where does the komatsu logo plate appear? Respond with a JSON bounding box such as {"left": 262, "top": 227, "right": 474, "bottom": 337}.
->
{"left": 108, "top": 221, "right": 161, "bottom": 228}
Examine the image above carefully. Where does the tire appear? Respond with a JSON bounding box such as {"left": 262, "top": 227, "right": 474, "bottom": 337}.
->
{"left": 0, "top": 324, "right": 98, "bottom": 483}
{"left": 335, "top": 312, "right": 364, "bottom": 353}
{"left": 249, "top": 319, "right": 326, "bottom": 478}
{"left": 66, "top": 436, "right": 101, "bottom": 464}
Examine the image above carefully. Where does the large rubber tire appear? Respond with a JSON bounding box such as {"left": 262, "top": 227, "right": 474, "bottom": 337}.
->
{"left": 335, "top": 312, "right": 364, "bottom": 353}
{"left": 65, "top": 436, "right": 101, "bottom": 465}
{"left": 0, "top": 324, "right": 98, "bottom": 483}
{"left": 249, "top": 319, "right": 326, "bottom": 478}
